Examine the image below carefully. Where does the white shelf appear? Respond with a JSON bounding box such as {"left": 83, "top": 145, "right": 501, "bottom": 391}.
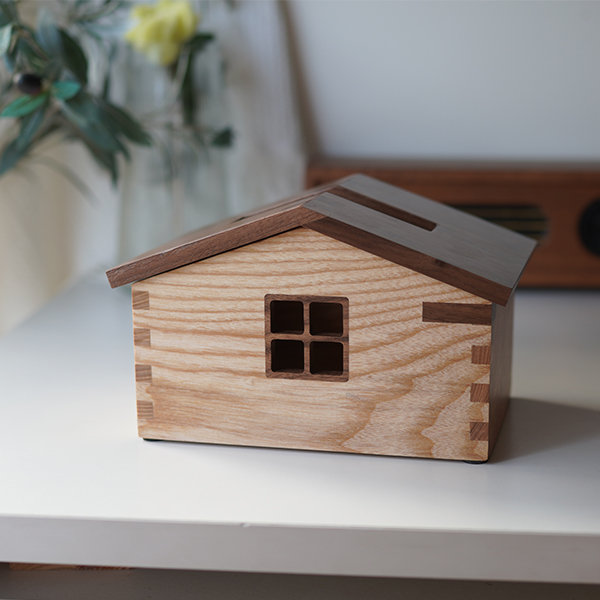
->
{"left": 1, "top": 271, "right": 599, "bottom": 583}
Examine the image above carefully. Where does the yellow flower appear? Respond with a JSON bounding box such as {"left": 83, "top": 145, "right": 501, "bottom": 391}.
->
{"left": 125, "top": 0, "right": 199, "bottom": 66}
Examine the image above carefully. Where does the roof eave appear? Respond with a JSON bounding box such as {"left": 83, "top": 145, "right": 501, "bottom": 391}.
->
{"left": 304, "top": 217, "right": 515, "bottom": 306}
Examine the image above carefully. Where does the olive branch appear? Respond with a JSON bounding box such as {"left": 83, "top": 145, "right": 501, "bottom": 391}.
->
{"left": 0, "top": 0, "right": 232, "bottom": 187}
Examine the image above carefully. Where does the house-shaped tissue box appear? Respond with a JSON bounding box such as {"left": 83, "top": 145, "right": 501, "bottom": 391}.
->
{"left": 107, "top": 175, "right": 536, "bottom": 462}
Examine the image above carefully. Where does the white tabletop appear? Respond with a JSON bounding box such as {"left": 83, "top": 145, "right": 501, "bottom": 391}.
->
{"left": 0, "top": 271, "right": 599, "bottom": 583}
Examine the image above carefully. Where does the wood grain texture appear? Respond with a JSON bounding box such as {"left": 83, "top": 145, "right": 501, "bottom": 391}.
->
{"left": 329, "top": 185, "right": 437, "bottom": 231}
{"left": 132, "top": 290, "right": 149, "bottom": 310}
{"left": 137, "top": 400, "right": 154, "bottom": 420}
{"left": 131, "top": 320, "right": 156, "bottom": 425}
{"left": 134, "top": 328, "right": 151, "bottom": 347}
{"left": 306, "top": 212, "right": 511, "bottom": 306}
{"left": 107, "top": 185, "right": 330, "bottom": 287}
{"left": 135, "top": 364, "right": 152, "bottom": 383}
{"left": 488, "top": 296, "right": 515, "bottom": 454}
{"left": 422, "top": 303, "right": 493, "bottom": 325}
{"left": 470, "top": 422, "right": 489, "bottom": 441}
{"left": 471, "top": 345, "right": 491, "bottom": 364}
{"left": 131, "top": 228, "right": 492, "bottom": 461}
{"left": 306, "top": 160, "right": 600, "bottom": 288}
{"left": 470, "top": 383, "right": 490, "bottom": 403}
{"left": 305, "top": 179, "right": 535, "bottom": 304}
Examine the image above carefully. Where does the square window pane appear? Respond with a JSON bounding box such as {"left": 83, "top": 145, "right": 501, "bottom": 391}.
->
{"left": 310, "top": 302, "right": 343, "bottom": 336}
{"left": 270, "top": 300, "right": 304, "bottom": 333}
{"left": 271, "top": 339, "right": 304, "bottom": 372}
{"left": 310, "top": 341, "right": 344, "bottom": 375}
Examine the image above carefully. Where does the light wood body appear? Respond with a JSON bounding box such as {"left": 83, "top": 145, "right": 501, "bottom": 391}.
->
{"left": 130, "top": 228, "right": 509, "bottom": 461}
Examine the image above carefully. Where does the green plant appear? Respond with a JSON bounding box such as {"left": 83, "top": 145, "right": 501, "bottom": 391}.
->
{"left": 0, "top": 0, "right": 232, "bottom": 188}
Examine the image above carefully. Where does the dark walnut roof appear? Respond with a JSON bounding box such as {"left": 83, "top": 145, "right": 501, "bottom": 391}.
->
{"left": 106, "top": 174, "right": 536, "bottom": 305}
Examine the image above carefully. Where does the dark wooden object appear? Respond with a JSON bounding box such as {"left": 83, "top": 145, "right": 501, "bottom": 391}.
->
{"left": 422, "top": 302, "right": 493, "bottom": 325}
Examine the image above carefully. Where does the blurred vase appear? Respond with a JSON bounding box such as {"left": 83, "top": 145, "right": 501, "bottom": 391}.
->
{"left": 117, "top": 28, "right": 230, "bottom": 262}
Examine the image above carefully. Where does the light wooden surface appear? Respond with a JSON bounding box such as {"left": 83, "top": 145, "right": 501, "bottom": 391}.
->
{"left": 133, "top": 228, "right": 492, "bottom": 460}
{"left": 0, "top": 272, "right": 599, "bottom": 583}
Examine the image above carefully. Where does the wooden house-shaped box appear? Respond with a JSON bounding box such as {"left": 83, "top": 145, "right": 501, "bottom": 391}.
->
{"left": 107, "top": 175, "right": 536, "bottom": 462}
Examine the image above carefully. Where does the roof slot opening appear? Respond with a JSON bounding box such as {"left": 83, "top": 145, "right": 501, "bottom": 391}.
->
{"left": 331, "top": 186, "right": 437, "bottom": 231}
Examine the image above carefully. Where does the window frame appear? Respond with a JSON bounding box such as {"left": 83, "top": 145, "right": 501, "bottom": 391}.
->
{"left": 265, "top": 294, "right": 349, "bottom": 381}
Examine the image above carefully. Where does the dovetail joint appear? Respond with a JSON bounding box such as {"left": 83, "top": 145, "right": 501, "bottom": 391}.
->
{"left": 132, "top": 290, "right": 150, "bottom": 310}
{"left": 134, "top": 328, "right": 151, "bottom": 347}
{"left": 137, "top": 400, "right": 154, "bottom": 420}
{"left": 422, "top": 302, "right": 492, "bottom": 325}
{"left": 135, "top": 364, "right": 152, "bottom": 383}
{"left": 470, "top": 421, "right": 489, "bottom": 441}
{"left": 470, "top": 383, "right": 490, "bottom": 403}
{"left": 471, "top": 345, "right": 491, "bottom": 364}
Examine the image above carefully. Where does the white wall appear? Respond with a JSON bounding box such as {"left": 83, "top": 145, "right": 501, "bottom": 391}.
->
{"left": 0, "top": 145, "right": 118, "bottom": 333}
{"left": 286, "top": 0, "right": 600, "bottom": 160}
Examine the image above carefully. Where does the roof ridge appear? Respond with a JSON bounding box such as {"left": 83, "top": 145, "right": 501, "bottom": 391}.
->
{"left": 107, "top": 174, "right": 536, "bottom": 305}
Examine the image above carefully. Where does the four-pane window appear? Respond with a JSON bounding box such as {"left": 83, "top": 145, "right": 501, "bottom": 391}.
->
{"left": 265, "top": 295, "right": 349, "bottom": 381}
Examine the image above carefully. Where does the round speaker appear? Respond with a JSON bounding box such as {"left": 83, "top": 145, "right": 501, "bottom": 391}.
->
{"left": 579, "top": 199, "right": 600, "bottom": 257}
